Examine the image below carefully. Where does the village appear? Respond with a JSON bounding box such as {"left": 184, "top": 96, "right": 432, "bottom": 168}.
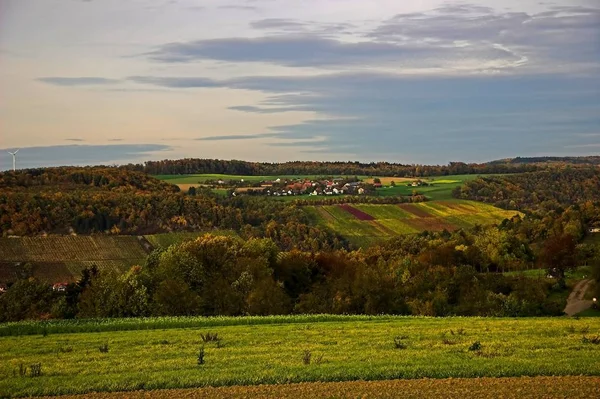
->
{"left": 209, "top": 177, "right": 432, "bottom": 198}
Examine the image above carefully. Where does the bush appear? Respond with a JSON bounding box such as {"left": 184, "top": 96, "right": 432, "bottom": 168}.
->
{"left": 302, "top": 350, "right": 311, "bottom": 365}
{"left": 99, "top": 342, "right": 109, "bottom": 353}
{"left": 197, "top": 346, "right": 205, "bottom": 365}
{"left": 468, "top": 341, "right": 482, "bottom": 351}
{"left": 394, "top": 336, "right": 407, "bottom": 349}
{"left": 200, "top": 332, "right": 220, "bottom": 342}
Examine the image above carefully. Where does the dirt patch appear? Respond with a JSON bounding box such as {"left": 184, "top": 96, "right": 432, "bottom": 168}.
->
{"left": 404, "top": 217, "right": 457, "bottom": 232}
{"left": 564, "top": 279, "right": 594, "bottom": 316}
{"left": 338, "top": 204, "right": 375, "bottom": 221}
{"left": 398, "top": 204, "right": 431, "bottom": 218}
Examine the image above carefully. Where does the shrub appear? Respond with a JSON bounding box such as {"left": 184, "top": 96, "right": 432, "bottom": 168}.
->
{"left": 302, "top": 350, "right": 311, "bottom": 365}
{"left": 197, "top": 346, "right": 205, "bottom": 365}
{"left": 582, "top": 335, "right": 600, "bottom": 344}
{"left": 99, "top": 342, "right": 109, "bottom": 353}
{"left": 200, "top": 332, "right": 220, "bottom": 342}
{"left": 29, "top": 363, "right": 42, "bottom": 377}
{"left": 468, "top": 341, "right": 482, "bottom": 351}
{"left": 394, "top": 336, "right": 407, "bottom": 349}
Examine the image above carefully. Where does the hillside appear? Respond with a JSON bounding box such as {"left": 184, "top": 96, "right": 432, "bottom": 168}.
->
{"left": 0, "top": 236, "right": 148, "bottom": 283}
{"left": 305, "top": 200, "right": 520, "bottom": 247}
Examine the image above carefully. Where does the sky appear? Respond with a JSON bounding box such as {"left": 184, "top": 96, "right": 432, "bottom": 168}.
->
{"left": 0, "top": 0, "right": 599, "bottom": 169}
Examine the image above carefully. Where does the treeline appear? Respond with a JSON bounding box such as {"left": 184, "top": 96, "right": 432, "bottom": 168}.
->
{"left": 127, "top": 159, "right": 541, "bottom": 177}
{"left": 454, "top": 167, "right": 600, "bottom": 212}
{"left": 0, "top": 166, "right": 177, "bottom": 193}
{"left": 3, "top": 229, "right": 596, "bottom": 322}
{"left": 490, "top": 156, "right": 600, "bottom": 165}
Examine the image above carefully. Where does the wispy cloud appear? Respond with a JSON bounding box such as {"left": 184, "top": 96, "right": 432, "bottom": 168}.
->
{"left": 196, "top": 133, "right": 278, "bottom": 141}
{"left": 37, "top": 77, "right": 121, "bottom": 86}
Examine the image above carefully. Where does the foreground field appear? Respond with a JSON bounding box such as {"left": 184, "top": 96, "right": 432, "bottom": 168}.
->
{"left": 41, "top": 376, "right": 600, "bottom": 399}
{"left": 305, "top": 200, "right": 519, "bottom": 246}
{"left": 2, "top": 316, "right": 599, "bottom": 397}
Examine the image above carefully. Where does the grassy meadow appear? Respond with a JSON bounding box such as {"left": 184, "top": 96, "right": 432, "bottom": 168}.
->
{"left": 1, "top": 316, "right": 600, "bottom": 397}
{"left": 305, "top": 200, "right": 520, "bottom": 247}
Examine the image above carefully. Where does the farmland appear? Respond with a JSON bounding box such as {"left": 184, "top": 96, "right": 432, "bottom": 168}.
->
{"left": 1, "top": 316, "right": 600, "bottom": 397}
{"left": 0, "top": 233, "right": 234, "bottom": 283}
{"left": 0, "top": 236, "right": 147, "bottom": 283}
{"left": 305, "top": 200, "right": 519, "bottom": 247}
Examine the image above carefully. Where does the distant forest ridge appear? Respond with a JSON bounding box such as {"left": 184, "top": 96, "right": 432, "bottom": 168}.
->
{"left": 489, "top": 156, "right": 600, "bottom": 165}
{"left": 125, "top": 156, "right": 600, "bottom": 176}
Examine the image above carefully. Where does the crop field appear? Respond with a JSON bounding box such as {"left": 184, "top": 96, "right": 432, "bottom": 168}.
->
{"left": 0, "top": 236, "right": 148, "bottom": 283}
{"left": 0, "top": 233, "right": 251, "bottom": 283}
{"left": 45, "top": 376, "right": 600, "bottom": 399}
{"left": 375, "top": 175, "right": 483, "bottom": 201}
{"left": 1, "top": 316, "right": 600, "bottom": 397}
{"left": 306, "top": 200, "right": 519, "bottom": 247}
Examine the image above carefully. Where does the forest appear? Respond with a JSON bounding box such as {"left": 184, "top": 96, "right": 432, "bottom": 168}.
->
{"left": 1, "top": 163, "right": 600, "bottom": 321}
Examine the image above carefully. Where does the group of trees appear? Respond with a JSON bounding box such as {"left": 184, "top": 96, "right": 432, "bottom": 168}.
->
{"left": 2, "top": 232, "right": 585, "bottom": 322}
{"left": 128, "top": 159, "right": 543, "bottom": 177}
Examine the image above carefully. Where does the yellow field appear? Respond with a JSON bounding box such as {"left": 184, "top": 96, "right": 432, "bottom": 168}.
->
{"left": 37, "top": 376, "right": 600, "bottom": 398}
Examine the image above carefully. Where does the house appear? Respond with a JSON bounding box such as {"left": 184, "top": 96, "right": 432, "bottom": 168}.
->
{"left": 358, "top": 188, "right": 365, "bottom": 195}
{"left": 373, "top": 182, "right": 382, "bottom": 188}
{"left": 52, "top": 282, "right": 68, "bottom": 292}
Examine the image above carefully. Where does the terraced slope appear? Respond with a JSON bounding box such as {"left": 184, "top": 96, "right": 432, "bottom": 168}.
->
{"left": 0, "top": 236, "right": 148, "bottom": 283}
{"left": 305, "top": 200, "right": 519, "bottom": 247}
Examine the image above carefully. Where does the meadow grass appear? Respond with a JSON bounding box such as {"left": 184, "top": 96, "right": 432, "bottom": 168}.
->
{"left": 1, "top": 316, "right": 599, "bottom": 397}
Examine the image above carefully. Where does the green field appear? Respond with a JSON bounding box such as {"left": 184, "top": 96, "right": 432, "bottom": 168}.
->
{"left": 305, "top": 200, "right": 520, "bottom": 247}
{"left": 153, "top": 174, "right": 353, "bottom": 184}
{"left": 375, "top": 174, "right": 486, "bottom": 201}
{"left": 1, "top": 315, "right": 599, "bottom": 397}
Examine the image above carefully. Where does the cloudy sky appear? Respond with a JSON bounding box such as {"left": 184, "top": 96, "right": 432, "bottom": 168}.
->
{"left": 1, "top": 0, "right": 599, "bottom": 169}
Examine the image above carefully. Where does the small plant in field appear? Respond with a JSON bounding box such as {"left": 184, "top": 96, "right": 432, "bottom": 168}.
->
{"left": 29, "top": 363, "right": 42, "bottom": 377}
{"left": 314, "top": 354, "right": 324, "bottom": 365}
{"left": 216, "top": 340, "right": 224, "bottom": 349}
{"left": 468, "top": 341, "right": 482, "bottom": 351}
{"left": 158, "top": 340, "right": 169, "bottom": 345}
{"left": 200, "top": 332, "right": 220, "bottom": 342}
{"left": 99, "top": 342, "right": 109, "bottom": 353}
{"left": 394, "top": 336, "right": 407, "bottom": 349}
{"left": 566, "top": 325, "right": 576, "bottom": 334}
{"left": 581, "top": 335, "right": 600, "bottom": 344}
{"left": 450, "top": 328, "right": 466, "bottom": 336}
{"left": 442, "top": 338, "right": 457, "bottom": 345}
{"left": 580, "top": 326, "right": 590, "bottom": 334}
{"left": 197, "top": 346, "right": 205, "bottom": 365}
{"left": 17, "top": 363, "right": 27, "bottom": 377}
{"left": 302, "top": 350, "right": 312, "bottom": 365}
{"left": 58, "top": 345, "right": 73, "bottom": 353}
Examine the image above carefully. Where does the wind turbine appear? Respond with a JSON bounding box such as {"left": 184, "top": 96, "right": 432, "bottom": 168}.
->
{"left": 7, "top": 149, "right": 19, "bottom": 171}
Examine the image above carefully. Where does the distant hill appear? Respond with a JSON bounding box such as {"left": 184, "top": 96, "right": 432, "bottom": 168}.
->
{"left": 489, "top": 156, "right": 600, "bottom": 165}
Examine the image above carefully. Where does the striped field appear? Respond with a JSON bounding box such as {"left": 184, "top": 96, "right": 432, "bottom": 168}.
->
{"left": 305, "top": 200, "right": 520, "bottom": 247}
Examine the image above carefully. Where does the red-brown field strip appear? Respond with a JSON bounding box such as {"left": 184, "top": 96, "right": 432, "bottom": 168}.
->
{"left": 397, "top": 204, "right": 431, "bottom": 217}
{"left": 37, "top": 376, "right": 600, "bottom": 399}
{"left": 338, "top": 204, "right": 375, "bottom": 220}
{"left": 404, "top": 217, "right": 457, "bottom": 232}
